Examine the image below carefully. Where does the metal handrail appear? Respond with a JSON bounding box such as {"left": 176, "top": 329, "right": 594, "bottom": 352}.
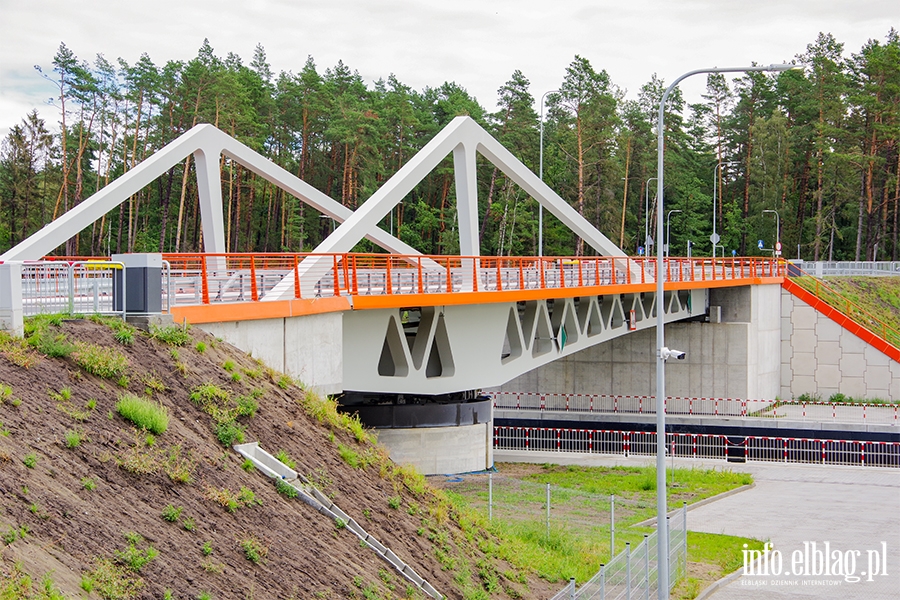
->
{"left": 785, "top": 262, "right": 900, "bottom": 349}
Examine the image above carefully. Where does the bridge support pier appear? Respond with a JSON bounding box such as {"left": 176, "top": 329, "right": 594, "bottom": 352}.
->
{"left": 339, "top": 396, "right": 493, "bottom": 475}
{"left": 0, "top": 262, "right": 24, "bottom": 337}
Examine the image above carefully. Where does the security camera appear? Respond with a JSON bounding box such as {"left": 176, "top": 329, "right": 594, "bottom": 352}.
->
{"left": 660, "top": 347, "right": 687, "bottom": 361}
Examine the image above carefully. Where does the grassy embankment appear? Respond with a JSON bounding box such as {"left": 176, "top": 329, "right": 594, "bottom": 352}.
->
{"left": 442, "top": 463, "right": 763, "bottom": 599}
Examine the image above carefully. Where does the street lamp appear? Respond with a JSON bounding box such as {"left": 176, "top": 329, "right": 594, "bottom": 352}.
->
{"left": 665, "top": 210, "right": 682, "bottom": 257}
{"left": 655, "top": 63, "right": 800, "bottom": 600}
{"left": 646, "top": 177, "right": 658, "bottom": 256}
{"left": 712, "top": 161, "right": 738, "bottom": 257}
{"left": 539, "top": 89, "right": 559, "bottom": 258}
{"left": 763, "top": 209, "right": 781, "bottom": 256}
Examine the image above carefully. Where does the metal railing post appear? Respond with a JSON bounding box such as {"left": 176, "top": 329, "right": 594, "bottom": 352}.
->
{"left": 489, "top": 473, "right": 493, "bottom": 522}
{"left": 626, "top": 542, "right": 632, "bottom": 600}
{"left": 610, "top": 495, "right": 615, "bottom": 559}
{"left": 67, "top": 262, "right": 75, "bottom": 316}
{"left": 644, "top": 534, "right": 650, "bottom": 600}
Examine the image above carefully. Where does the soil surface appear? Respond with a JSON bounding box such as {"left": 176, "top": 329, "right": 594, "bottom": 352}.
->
{"left": 0, "top": 318, "right": 557, "bottom": 600}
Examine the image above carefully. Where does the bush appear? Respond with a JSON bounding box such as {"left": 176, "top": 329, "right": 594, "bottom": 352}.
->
{"left": 116, "top": 394, "right": 169, "bottom": 434}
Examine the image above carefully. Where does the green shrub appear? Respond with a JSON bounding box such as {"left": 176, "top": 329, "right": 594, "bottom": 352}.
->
{"left": 116, "top": 394, "right": 169, "bottom": 434}
{"left": 387, "top": 496, "right": 401, "bottom": 510}
{"left": 239, "top": 536, "right": 267, "bottom": 564}
{"left": 201, "top": 541, "right": 213, "bottom": 556}
{"left": 275, "top": 450, "right": 296, "bottom": 469}
{"left": 23, "top": 452, "right": 37, "bottom": 469}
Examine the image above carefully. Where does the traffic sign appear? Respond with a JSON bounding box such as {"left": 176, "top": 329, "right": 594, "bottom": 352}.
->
{"left": 775, "top": 241, "right": 782, "bottom": 252}
{"left": 710, "top": 233, "right": 720, "bottom": 244}
{"left": 758, "top": 239, "right": 764, "bottom": 250}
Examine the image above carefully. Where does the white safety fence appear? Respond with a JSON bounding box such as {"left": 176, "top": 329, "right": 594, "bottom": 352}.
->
{"left": 491, "top": 391, "right": 900, "bottom": 425}
{"left": 18, "top": 260, "right": 172, "bottom": 317}
{"left": 494, "top": 426, "right": 900, "bottom": 468}
{"left": 801, "top": 261, "right": 900, "bottom": 277}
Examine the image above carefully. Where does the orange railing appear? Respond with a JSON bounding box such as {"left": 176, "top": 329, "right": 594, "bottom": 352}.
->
{"left": 783, "top": 264, "right": 900, "bottom": 352}
{"left": 160, "top": 253, "right": 784, "bottom": 306}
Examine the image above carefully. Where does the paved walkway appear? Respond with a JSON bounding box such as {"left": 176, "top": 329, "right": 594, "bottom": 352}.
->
{"left": 495, "top": 450, "right": 900, "bottom": 599}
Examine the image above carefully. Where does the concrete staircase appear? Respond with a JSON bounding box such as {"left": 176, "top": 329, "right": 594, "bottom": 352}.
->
{"left": 233, "top": 442, "right": 442, "bottom": 599}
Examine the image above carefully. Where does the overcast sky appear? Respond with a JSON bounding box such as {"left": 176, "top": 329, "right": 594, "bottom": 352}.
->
{"left": 0, "top": 0, "right": 896, "bottom": 138}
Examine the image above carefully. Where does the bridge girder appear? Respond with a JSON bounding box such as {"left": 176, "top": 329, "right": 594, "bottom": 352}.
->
{"left": 342, "top": 288, "right": 705, "bottom": 395}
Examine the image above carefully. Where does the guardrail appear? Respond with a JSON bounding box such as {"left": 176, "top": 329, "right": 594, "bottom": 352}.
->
{"left": 784, "top": 263, "right": 900, "bottom": 350}
{"left": 21, "top": 261, "right": 126, "bottom": 319}
{"left": 493, "top": 426, "right": 900, "bottom": 467}
{"left": 18, "top": 260, "right": 173, "bottom": 318}
{"left": 490, "top": 391, "right": 899, "bottom": 425}
{"left": 800, "top": 261, "right": 900, "bottom": 277}
{"left": 158, "top": 253, "right": 784, "bottom": 304}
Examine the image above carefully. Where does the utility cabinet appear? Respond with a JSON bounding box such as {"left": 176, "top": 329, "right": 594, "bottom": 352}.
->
{"left": 112, "top": 253, "right": 163, "bottom": 314}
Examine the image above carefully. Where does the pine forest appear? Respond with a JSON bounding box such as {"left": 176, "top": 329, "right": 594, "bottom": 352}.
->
{"left": 1, "top": 31, "right": 899, "bottom": 262}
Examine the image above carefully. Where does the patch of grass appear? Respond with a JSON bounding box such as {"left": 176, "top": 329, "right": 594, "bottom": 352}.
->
{"left": 236, "top": 393, "right": 258, "bottom": 417}
{"left": 141, "top": 372, "right": 166, "bottom": 395}
{"left": 65, "top": 428, "right": 86, "bottom": 448}
{"left": 0, "top": 332, "right": 40, "bottom": 367}
{"left": 183, "top": 516, "right": 196, "bottom": 532}
{"left": 214, "top": 420, "right": 245, "bottom": 446}
{"left": 202, "top": 541, "right": 213, "bottom": 556}
{"left": 195, "top": 341, "right": 207, "bottom": 353}
{"left": 223, "top": 360, "right": 235, "bottom": 372}
{"left": 0, "top": 383, "right": 12, "bottom": 403}
{"left": 29, "top": 329, "right": 76, "bottom": 358}
{"left": 163, "top": 444, "right": 195, "bottom": 483}
{"left": 50, "top": 386, "right": 72, "bottom": 402}
{"left": 114, "top": 327, "right": 135, "bottom": 346}
{"left": 150, "top": 324, "right": 191, "bottom": 346}
{"left": 239, "top": 535, "right": 268, "bottom": 564}
{"left": 275, "top": 450, "right": 296, "bottom": 469}
{"left": 387, "top": 496, "right": 401, "bottom": 510}
{"left": 241, "top": 458, "right": 255, "bottom": 472}
{"left": 83, "top": 557, "right": 143, "bottom": 599}
{"left": 116, "top": 393, "right": 169, "bottom": 434}
{"left": 72, "top": 341, "right": 129, "bottom": 379}
{"left": 202, "top": 485, "right": 261, "bottom": 513}
{"left": 275, "top": 479, "right": 299, "bottom": 498}
{"left": 81, "top": 477, "right": 96, "bottom": 491}
{"left": 23, "top": 452, "right": 38, "bottom": 469}
{"left": 114, "top": 532, "right": 158, "bottom": 572}
{"left": 161, "top": 504, "right": 183, "bottom": 522}
{"left": 277, "top": 374, "right": 292, "bottom": 389}
{"left": 116, "top": 432, "right": 161, "bottom": 475}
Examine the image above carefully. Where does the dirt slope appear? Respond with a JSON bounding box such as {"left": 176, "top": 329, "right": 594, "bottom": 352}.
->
{"left": 0, "top": 318, "right": 555, "bottom": 600}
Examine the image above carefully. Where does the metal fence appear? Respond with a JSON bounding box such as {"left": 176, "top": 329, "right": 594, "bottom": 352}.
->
{"left": 490, "top": 391, "right": 900, "bottom": 425}
{"left": 19, "top": 260, "right": 172, "bottom": 317}
{"left": 800, "top": 261, "right": 900, "bottom": 277}
{"left": 493, "top": 426, "right": 900, "bottom": 468}
{"left": 554, "top": 504, "right": 687, "bottom": 600}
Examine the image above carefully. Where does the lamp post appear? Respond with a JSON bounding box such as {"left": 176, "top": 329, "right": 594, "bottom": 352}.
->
{"left": 645, "top": 177, "right": 658, "bottom": 256}
{"left": 665, "top": 210, "right": 682, "bottom": 257}
{"left": 539, "top": 90, "right": 559, "bottom": 258}
{"left": 655, "top": 63, "right": 799, "bottom": 599}
{"left": 763, "top": 209, "right": 781, "bottom": 256}
{"left": 712, "top": 161, "right": 738, "bottom": 257}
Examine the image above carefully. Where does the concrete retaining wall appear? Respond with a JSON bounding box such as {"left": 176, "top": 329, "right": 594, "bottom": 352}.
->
{"left": 498, "top": 284, "right": 782, "bottom": 400}
{"left": 781, "top": 289, "right": 900, "bottom": 401}
{"left": 199, "top": 312, "right": 343, "bottom": 395}
{"left": 374, "top": 422, "right": 493, "bottom": 475}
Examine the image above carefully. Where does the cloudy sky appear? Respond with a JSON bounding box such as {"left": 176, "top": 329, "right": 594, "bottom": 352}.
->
{"left": 0, "top": 0, "right": 896, "bottom": 137}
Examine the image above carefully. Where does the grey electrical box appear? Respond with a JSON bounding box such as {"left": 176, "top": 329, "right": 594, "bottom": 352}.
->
{"left": 112, "top": 254, "right": 163, "bottom": 314}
